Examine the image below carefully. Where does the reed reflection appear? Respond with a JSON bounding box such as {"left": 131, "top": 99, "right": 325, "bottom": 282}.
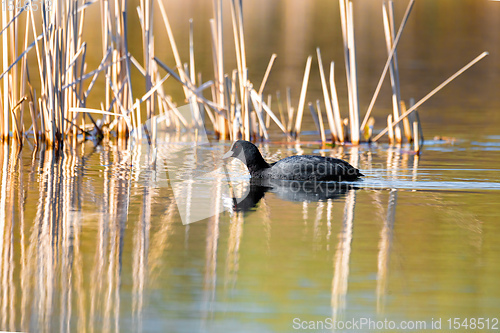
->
{"left": 0, "top": 142, "right": 170, "bottom": 333}
{"left": 329, "top": 144, "right": 420, "bottom": 325}
{"left": 0, "top": 140, "right": 436, "bottom": 332}
{"left": 1, "top": 145, "right": 88, "bottom": 333}
{"left": 0, "top": 143, "right": 20, "bottom": 332}
{"left": 90, "top": 143, "right": 132, "bottom": 333}
{"left": 331, "top": 188, "right": 356, "bottom": 324}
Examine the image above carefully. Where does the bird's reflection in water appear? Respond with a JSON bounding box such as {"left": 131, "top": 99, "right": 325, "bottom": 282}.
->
{"left": 233, "top": 179, "right": 357, "bottom": 212}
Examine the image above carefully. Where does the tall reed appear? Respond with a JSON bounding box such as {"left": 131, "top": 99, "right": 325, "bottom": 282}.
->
{"left": 0, "top": 0, "right": 489, "bottom": 151}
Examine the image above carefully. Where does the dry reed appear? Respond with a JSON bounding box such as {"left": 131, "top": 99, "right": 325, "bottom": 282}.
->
{"left": 0, "top": 0, "right": 489, "bottom": 152}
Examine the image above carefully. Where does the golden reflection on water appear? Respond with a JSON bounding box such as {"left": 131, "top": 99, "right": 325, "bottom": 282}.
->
{"left": 0, "top": 142, "right": 140, "bottom": 332}
{"left": 0, "top": 139, "right": 496, "bottom": 331}
{"left": 331, "top": 188, "right": 355, "bottom": 324}
{"left": 376, "top": 189, "right": 396, "bottom": 314}
{"left": 0, "top": 144, "right": 17, "bottom": 332}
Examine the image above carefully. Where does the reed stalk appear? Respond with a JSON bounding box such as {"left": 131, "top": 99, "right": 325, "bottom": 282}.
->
{"left": 230, "top": 0, "right": 249, "bottom": 140}
{"left": 382, "top": 2, "right": 402, "bottom": 143}
{"left": 0, "top": 0, "right": 487, "bottom": 148}
{"left": 316, "top": 48, "right": 337, "bottom": 142}
{"left": 157, "top": 0, "right": 189, "bottom": 98}
{"left": 329, "top": 62, "right": 344, "bottom": 143}
{"left": 243, "top": 82, "right": 249, "bottom": 140}
{"left": 346, "top": 0, "right": 360, "bottom": 145}
{"left": 293, "top": 56, "right": 312, "bottom": 137}
{"left": 387, "top": 115, "right": 394, "bottom": 145}
{"left": 275, "top": 91, "right": 286, "bottom": 132}
{"left": 413, "top": 121, "right": 420, "bottom": 154}
{"left": 373, "top": 51, "right": 488, "bottom": 142}
{"left": 286, "top": 87, "right": 293, "bottom": 132}
{"left": 212, "top": 0, "right": 226, "bottom": 139}
{"left": 308, "top": 102, "right": 320, "bottom": 137}
{"left": 189, "top": 19, "right": 196, "bottom": 84}
{"left": 230, "top": 70, "right": 238, "bottom": 138}
{"left": 250, "top": 93, "right": 268, "bottom": 140}
{"left": 316, "top": 100, "right": 326, "bottom": 144}
{"left": 140, "top": 0, "right": 155, "bottom": 120}
{"left": 258, "top": 54, "right": 277, "bottom": 96}
{"left": 414, "top": 108, "right": 424, "bottom": 146}
{"left": 265, "top": 94, "right": 271, "bottom": 128}
{"left": 361, "top": 0, "right": 415, "bottom": 131}
{"left": 339, "top": 0, "right": 359, "bottom": 144}
{"left": 215, "top": 0, "right": 224, "bottom": 107}
{"left": 401, "top": 101, "right": 412, "bottom": 142}
{"left": 250, "top": 89, "right": 286, "bottom": 134}
{"left": 1, "top": 7, "right": 9, "bottom": 141}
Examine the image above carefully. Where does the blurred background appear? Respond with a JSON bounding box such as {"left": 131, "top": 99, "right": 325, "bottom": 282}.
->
{"left": 74, "top": 0, "right": 500, "bottom": 138}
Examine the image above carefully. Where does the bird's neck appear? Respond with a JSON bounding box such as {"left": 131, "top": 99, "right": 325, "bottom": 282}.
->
{"left": 247, "top": 154, "right": 270, "bottom": 176}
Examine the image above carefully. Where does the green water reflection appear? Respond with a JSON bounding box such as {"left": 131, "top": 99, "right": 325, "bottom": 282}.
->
{"left": 1, "top": 0, "right": 500, "bottom": 331}
{"left": 1, "top": 137, "right": 499, "bottom": 332}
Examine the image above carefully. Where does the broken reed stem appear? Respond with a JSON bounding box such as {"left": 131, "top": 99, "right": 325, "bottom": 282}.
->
{"left": 308, "top": 102, "right": 320, "bottom": 137}
{"left": 401, "top": 100, "right": 412, "bottom": 142}
{"left": 316, "top": 100, "right": 326, "bottom": 144}
{"left": 316, "top": 48, "right": 337, "bottom": 142}
{"left": 250, "top": 93, "right": 268, "bottom": 140}
{"left": 28, "top": 102, "right": 37, "bottom": 145}
{"left": 286, "top": 87, "right": 293, "bottom": 132}
{"left": 258, "top": 53, "right": 277, "bottom": 96}
{"left": 413, "top": 120, "right": 420, "bottom": 154}
{"left": 373, "top": 51, "right": 489, "bottom": 142}
{"left": 276, "top": 91, "right": 286, "bottom": 132}
{"left": 250, "top": 89, "right": 286, "bottom": 134}
{"left": 9, "top": 97, "right": 27, "bottom": 142}
{"left": 415, "top": 108, "right": 424, "bottom": 146}
{"left": 0, "top": 0, "right": 482, "bottom": 148}
{"left": 387, "top": 114, "right": 394, "bottom": 145}
{"left": 293, "top": 55, "right": 312, "bottom": 137}
{"left": 329, "top": 61, "right": 344, "bottom": 143}
{"left": 265, "top": 94, "right": 271, "bottom": 128}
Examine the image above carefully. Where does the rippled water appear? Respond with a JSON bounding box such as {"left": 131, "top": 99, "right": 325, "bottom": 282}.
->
{"left": 2, "top": 0, "right": 500, "bottom": 332}
{"left": 0, "top": 133, "right": 499, "bottom": 332}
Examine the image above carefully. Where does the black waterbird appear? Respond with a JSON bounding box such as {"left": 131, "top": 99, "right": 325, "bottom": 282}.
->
{"left": 222, "top": 140, "right": 363, "bottom": 182}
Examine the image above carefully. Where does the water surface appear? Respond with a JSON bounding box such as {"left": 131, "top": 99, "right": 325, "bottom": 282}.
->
{"left": 1, "top": 0, "right": 500, "bottom": 332}
{"left": 1, "top": 133, "right": 499, "bottom": 332}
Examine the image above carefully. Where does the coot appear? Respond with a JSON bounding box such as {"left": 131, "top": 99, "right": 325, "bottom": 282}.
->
{"left": 222, "top": 140, "right": 363, "bottom": 181}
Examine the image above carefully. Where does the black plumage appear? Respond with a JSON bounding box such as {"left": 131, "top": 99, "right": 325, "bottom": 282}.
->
{"left": 223, "top": 140, "right": 363, "bottom": 182}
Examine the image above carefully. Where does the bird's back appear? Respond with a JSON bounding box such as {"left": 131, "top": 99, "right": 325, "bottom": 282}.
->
{"left": 261, "top": 155, "right": 363, "bottom": 181}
